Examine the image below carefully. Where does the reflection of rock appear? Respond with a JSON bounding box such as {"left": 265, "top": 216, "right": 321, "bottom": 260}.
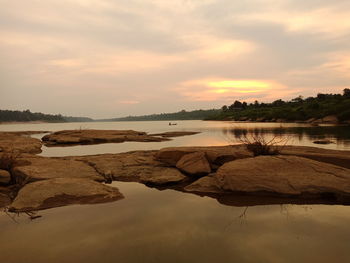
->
{"left": 42, "top": 129, "right": 170, "bottom": 146}
{"left": 0, "top": 169, "right": 11, "bottom": 184}
{"left": 215, "top": 155, "right": 350, "bottom": 198}
{"left": 156, "top": 145, "right": 252, "bottom": 167}
{"left": 0, "top": 187, "right": 11, "bottom": 208}
{"left": 0, "top": 132, "right": 43, "bottom": 154}
{"left": 313, "top": 139, "right": 334, "bottom": 144}
{"left": 9, "top": 178, "right": 124, "bottom": 212}
{"left": 176, "top": 152, "right": 211, "bottom": 175}
{"left": 280, "top": 145, "right": 350, "bottom": 169}
{"left": 13, "top": 155, "right": 104, "bottom": 183}
{"left": 149, "top": 131, "right": 200, "bottom": 137}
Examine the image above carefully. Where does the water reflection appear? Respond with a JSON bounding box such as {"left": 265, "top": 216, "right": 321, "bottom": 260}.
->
{"left": 0, "top": 182, "right": 349, "bottom": 263}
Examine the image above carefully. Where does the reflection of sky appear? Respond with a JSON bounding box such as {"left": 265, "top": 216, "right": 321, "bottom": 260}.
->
{"left": 0, "top": 120, "right": 347, "bottom": 156}
{"left": 0, "top": 182, "right": 350, "bottom": 263}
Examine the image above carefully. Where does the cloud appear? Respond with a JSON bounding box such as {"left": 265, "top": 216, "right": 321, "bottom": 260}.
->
{"left": 177, "top": 78, "right": 294, "bottom": 102}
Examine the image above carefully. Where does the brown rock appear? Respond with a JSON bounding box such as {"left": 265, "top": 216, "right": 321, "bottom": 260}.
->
{"left": 0, "top": 169, "right": 11, "bottom": 184}
{"left": 313, "top": 139, "right": 334, "bottom": 144}
{"left": 184, "top": 175, "right": 224, "bottom": 193}
{"left": 322, "top": 115, "right": 338, "bottom": 123}
{"left": 9, "top": 178, "right": 124, "bottom": 212}
{"left": 279, "top": 145, "right": 350, "bottom": 169}
{"left": 156, "top": 145, "right": 252, "bottom": 167}
{"left": 176, "top": 152, "right": 211, "bottom": 175}
{"left": 215, "top": 155, "right": 350, "bottom": 198}
{"left": 0, "top": 132, "right": 42, "bottom": 154}
{"left": 74, "top": 151, "right": 186, "bottom": 185}
{"left": 42, "top": 129, "right": 169, "bottom": 146}
{"left": 13, "top": 156, "right": 103, "bottom": 183}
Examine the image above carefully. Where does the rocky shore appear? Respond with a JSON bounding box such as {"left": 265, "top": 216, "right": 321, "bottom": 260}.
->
{"left": 1, "top": 130, "right": 350, "bottom": 213}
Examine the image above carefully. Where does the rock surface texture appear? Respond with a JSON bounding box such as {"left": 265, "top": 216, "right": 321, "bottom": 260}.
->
{"left": 176, "top": 152, "right": 211, "bottom": 175}
{"left": 0, "top": 132, "right": 43, "bottom": 154}
{"left": 9, "top": 178, "right": 124, "bottom": 212}
{"left": 214, "top": 155, "right": 350, "bottom": 198}
{"left": 0, "top": 169, "right": 11, "bottom": 184}
{"left": 41, "top": 129, "right": 172, "bottom": 146}
{"left": 13, "top": 156, "right": 104, "bottom": 182}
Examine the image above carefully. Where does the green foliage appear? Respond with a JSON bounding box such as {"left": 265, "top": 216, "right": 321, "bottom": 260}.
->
{"left": 0, "top": 109, "right": 93, "bottom": 123}
{"left": 210, "top": 90, "right": 350, "bottom": 122}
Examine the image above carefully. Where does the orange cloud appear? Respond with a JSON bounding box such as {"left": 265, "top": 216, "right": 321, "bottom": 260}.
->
{"left": 177, "top": 78, "right": 294, "bottom": 102}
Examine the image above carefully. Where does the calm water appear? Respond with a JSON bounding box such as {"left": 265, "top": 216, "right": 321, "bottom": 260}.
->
{"left": 0, "top": 121, "right": 349, "bottom": 263}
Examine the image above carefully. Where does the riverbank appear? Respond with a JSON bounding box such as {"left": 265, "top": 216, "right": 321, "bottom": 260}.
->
{"left": 1, "top": 130, "right": 350, "bottom": 213}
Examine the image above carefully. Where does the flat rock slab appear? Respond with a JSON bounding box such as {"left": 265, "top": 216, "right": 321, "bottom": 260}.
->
{"left": 156, "top": 145, "right": 252, "bottom": 167}
{"left": 9, "top": 178, "right": 124, "bottom": 212}
{"left": 279, "top": 145, "right": 350, "bottom": 169}
{"left": 73, "top": 151, "right": 187, "bottom": 185}
{"left": 13, "top": 156, "right": 103, "bottom": 183}
{"left": 0, "top": 132, "right": 43, "bottom": 154}
{"left": 215, "top": 155, "right": 350, "bottom": 199}
{"left": 42, "top": 129, "right": 169, "bottom": 146}
{"left": 176, "top": 152, "right": 211, "bottom": 175}
{"left": 149, "top": 131, "right": 200, "bottom": 137}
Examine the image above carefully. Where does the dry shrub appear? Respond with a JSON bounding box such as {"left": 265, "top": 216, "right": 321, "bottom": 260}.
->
{"left": 239, "top": 133, "right": 289, "bottom": 156}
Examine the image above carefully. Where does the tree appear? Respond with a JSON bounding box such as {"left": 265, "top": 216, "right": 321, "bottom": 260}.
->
{"left": 343, "top": 88, "right": 350, "bottom": 98}
{"left": 221, "top": 105, "right": 228, "bottom": 112}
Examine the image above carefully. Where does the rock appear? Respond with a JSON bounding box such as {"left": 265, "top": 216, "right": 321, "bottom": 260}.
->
{"left": 256, "top": 117, "right": 265, "bottom": 122}
{"left": 149, "top": 131, "right": 200, "bottom": 138}
{"left": 13, "top": 156, "right": 103, "bottom": 183}
{"left": 215, "top": 155, "right": 350, "bottom": 199}
{"left": 322, "top": 115, "right": 338, "bottom": 123}
{"left": 42, "top": 129, "right": 169, "bottom": 146}
{"left": 0, "top": 132, "right": 43, "bottom": 154}
{"left": 140, "top": 168, "right": 187, "bottom": 185}
{"left": 313, "top": 139, "right": 334, "bottom": 144}
{"left": 73, "top": 151, "right": 186, "bottom": 185}
{"left": 0, "top": 169, "right": 11, "bottom": 184}
{"left": 185, "top": 175, "right": 224, "bottom": 193}
{"left": 156, "top": 145, "right": 252, "bottom": 167}
{"left": 9, "top": 178, "right": 124, "bottom": 212}
{"left": 279, "top": 145, "right": 350, "bottom": 169}
{"left": 176, "top": 152, "right": 211, "bottom": 175}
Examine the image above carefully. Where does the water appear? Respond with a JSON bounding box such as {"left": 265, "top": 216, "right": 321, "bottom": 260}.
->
{"left": 0, "top": 121, "right": 349, "bottom": 262}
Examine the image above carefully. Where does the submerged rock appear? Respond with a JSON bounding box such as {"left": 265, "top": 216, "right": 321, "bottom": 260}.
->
{"left": 42, "top": 129, "right": 170, "bottom": 146}
{"left": 13, "top": 156, "right": 103, "bottom": 183}
{"left": 215, "top": 155, "right": 350, "bottom": 199}
{"left": 9, "top": 178, "right": 124, "bottom": 212}
{"left": 176, "top": 152, "right": 211, "bottom": 175}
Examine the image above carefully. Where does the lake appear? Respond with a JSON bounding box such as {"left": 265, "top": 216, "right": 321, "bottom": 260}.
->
{"left": 0, "top": 121, "right": 349, "bottom": 263}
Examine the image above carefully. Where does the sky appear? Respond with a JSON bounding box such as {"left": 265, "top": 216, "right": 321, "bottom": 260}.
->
{"left": 1, "top": 0, "right": 350, "bottom": 118}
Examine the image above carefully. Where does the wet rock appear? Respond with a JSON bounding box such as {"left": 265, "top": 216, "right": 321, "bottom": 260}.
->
{"left": 42, "top": 129, "right": 169, "bottom": 146}
{"left": 0, "top": 169, "right": 11, "bottom": 184}
{"left": 0, "top": 132, "right": 42, "bottom": 154}
{"left": 13, "top": 156, "right": 103, "bottom": 183}
{"left": 215, "top": 155, "right": 350, "bottom": 199}
{"left": 9, "top": 178, "right": 124, "bottom": 212}
{"left": 156, "top": 145, "right": 252, "bottom": 167}
{"left": 176, "top": 152, "right": 211, "bottom": 175}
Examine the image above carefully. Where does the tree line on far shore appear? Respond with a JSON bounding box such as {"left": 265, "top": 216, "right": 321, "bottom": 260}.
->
{"left": 207, "top": 89, "right": 350, "bottom": 122}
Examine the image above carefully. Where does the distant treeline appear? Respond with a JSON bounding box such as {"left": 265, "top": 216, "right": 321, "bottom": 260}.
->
{"left": 106, "top": 109, "right": 220, "bottom": 121}
{"left": 0, "top": 109, "right": 93, "bottom": 123}
{"left": 207, "top": 89, "right": 350, "bottom": 122}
